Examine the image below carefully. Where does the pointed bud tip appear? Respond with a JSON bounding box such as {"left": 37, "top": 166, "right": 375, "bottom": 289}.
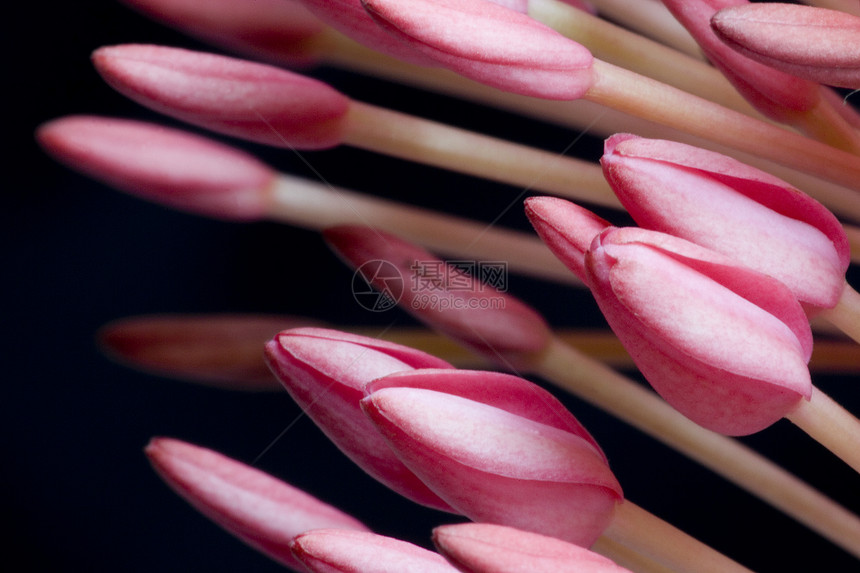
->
{"left": 37, "top": 115, "right": 275, "bottom": 220}
{"left": 524, "top": 196, "right": 611, "bottom": 283}
{"left": 91, "top": 44, "right": 350, "bottom": 149}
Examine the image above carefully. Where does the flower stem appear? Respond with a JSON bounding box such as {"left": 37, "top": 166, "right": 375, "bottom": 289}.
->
{"left": 604, "top": 500, "right": 755, "bottom": 573}
{"left": 263, "top": 175, "right": 577, "bottom": 284}
{"left": 586, "top": 60, "right": 860, "bottom": 190}
{"left": 342, "top": 101, "right": 619, "bottom": 208}
{"left": 819, "top": 282, "right": 860, "bottom": 344}
{"left": 590, "top": 535, "right": 677, "bottom": 573}
{"left": 533, "top": 337, "right": 860, "bottom": 558}
{"left": 316, "top": 31, "right": 860, "bottom": 221}
{"left": 585, "top": 0, "right": 704, "bottom": 58}
{"left": 527, "top": 0, "right": 758, "bottom": 117}
{"left": 786, "top": 386, "right": 860, "bottom": 474}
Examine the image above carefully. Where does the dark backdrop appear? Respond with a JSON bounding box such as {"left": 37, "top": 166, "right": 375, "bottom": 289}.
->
{"left": 7, "top": 1, "right": 859, "bottom": 571}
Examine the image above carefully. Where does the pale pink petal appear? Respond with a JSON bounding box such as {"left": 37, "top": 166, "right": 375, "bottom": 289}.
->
{"left": 586, "top": 227, "right": 813, "bottom": 435}
{"left": 361, "top": 383, "right": 622, "bottom": 547}
{"left": 291, "top": 529, "right": 458, "bottom": 573}
{"left": 264, "top": 327, "right": 456, "bottom": 512}
{"left": 36, "top": 115, "right": 274, "bottom": 220}
{"left": 92, "top": 44, "right": 350, "bottom": 149}
{"left": 601, "top": 134, "right": 849, "bottom": 312}
{"left": 712, "top": 3, "right": 860, "bottom": 88}
{"left": 146, "top": 438, "right": 370, "bottom": 571}
{"left": 360, "top": 0, "right": 595, "bottom": 99}
{"left": 524, "top": 196, "right": 612, "bottom": 285}
{"left": 433, "top": 523, "right": 632, "bottom": 573}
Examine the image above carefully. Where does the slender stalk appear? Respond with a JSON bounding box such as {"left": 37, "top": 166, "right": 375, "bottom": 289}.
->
{"left": 345, "top": 99, "right": 860, "bottom": 261}
{"left": 590, "top": 535, "right": 677, "bottom": 573}
{"left": 371, "top": 327, "right": 860, "bottom": 372}
{"left": 787, "top": 387, "right": 860, "bottom": 474}
{"left": 527, "top": 0, "right": 760, "bottom": 118}
{"left": 533, "top": 337, "right": 860, "bottom": 558}
{"left": 799, "top": 90, "right": 860, "bottom": 152}
{"left": 342, "top": 101, "right": 619, "bottom": 209}
{"left": 263, "top": 175, "right": 578, "bottom": 284}
{"left": 586, "top": 60, "right": 860, "bottom": 190}
{"left": 604, "top": 501, "right": 754, "bottom": 573}
{"left": 314, "top": 30, "right": 860, "bottom": 222}
{"left": 819, "top": 282, "right": 860, "bottom": 344}
{"left": 584, "top": 0, "right": 704, "bottom": 58}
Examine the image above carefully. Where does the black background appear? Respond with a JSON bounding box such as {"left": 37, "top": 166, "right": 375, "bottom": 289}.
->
{"left": 7, "top": 1, "right": 860, "bottom": 571}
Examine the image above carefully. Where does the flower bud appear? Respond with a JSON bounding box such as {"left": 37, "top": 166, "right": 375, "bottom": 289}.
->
{"left": 92, "top": 44, "right": 350, "bottom": 149}
{"left": 433, "top": 523, "right": 632, "bottom": 573}
{"left": 360, "top": 0, "right": 595, "bottom": 99}
{"left": 291, "top": 529, "right": 458, "bottom": 573}
{"left": 585, "top": 226, "right": 813, "bottom": 435}
{"left": 146, "top": 438, "right": 369, "bottom": 571}
{"left": 712, "top": 3, "right": 860, "bottom": 89}
{"left": 264, "top": 327, "right": 456, "bottom": 511}
{"left": 36, "top": 115, "right": 275, "bottom": 220}
{"left": 361, "top": 369, "right": 622, "bottom": 547}
{"left": 601, "top": 134, "right": 850, "bottom": 313}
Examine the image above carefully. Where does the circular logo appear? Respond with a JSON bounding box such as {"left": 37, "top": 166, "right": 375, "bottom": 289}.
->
{"left": 351, "top": 260, "right": 404, "bottom": 312}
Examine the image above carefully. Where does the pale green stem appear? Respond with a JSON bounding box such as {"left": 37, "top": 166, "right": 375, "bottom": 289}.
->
{"left": 786, "top": 386, "right": 860, "bottom": 475}
{"left": 604, "top": 501, "right": 755, "bottom": 573}
{"left": 263, "top": 175, "right": 577, "bottom": 284}
{"left": 819, "top": 282, "right": 860, "bottom": 344}
{"left": 533, "top": 337, "right": 860, "bottom": 558}
{"left": 527, "top": 0, "right": 760, "bottom": 118}
{"left": 591, "top": 535, "right": 677, "bottom": 573}
{"left": 846, "top": 227, "right": 860, "bottom": 263}
{"left": 586, "top": 60, "right": 860, "bottom": 190}
{"left": 313, "top": 30, "right": 860, "bottom": 222}
{"left": 342, "top": 101, "right": 619, "bottom": 209}
{"left": 365, "top": 326, "right": 860, "bottom": 372}
{"left": 585, "top": 0, "right": 705, "bottom": 58}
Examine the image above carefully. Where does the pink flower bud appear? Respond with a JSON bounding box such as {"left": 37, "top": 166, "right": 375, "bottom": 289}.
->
{"left": 659, "top": 0, "right": 820, "bottom": 122}
{"left": 711, "top": 3, "right": 860, "bottom": 89}
{"left": 585, "top": 226, "right": 813, "bottom": 436}
{"left": 91, "top": 44, "right": 350, "bottom": 149}
{"left": 360, "top": 0, "right": 595, "bottom": 100}
{"left": 324, "top": 226, "right": 553, "bottom": 370}
{"left": 361, "top": 369, "right": 623, "bottom": 547}
{"left": 98, "top": 314, "right": 318, "bottom": 390}
{"left": 291, "top": 529, "right": 458, "bottom": 573}
{"left": 433, "top": 523, "right": 632, "bottom": 573}
{"left": 35, "top": 115, "right": 274, "bottom": 220}
{"left": 601, "top": 134, "right": 850, "bottom": 313}
{"left": 121, "top": 0, "right": 326, "bottom": 66}
{"left": 145, "top": 438, "right": 370, "bottom": 571}
{"left": 264, "top": 327, "right": 456, "bottom": 512}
